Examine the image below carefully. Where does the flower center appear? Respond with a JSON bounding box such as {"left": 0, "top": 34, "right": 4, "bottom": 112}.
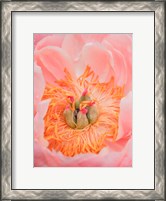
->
{"left": 42, "top": 66, "right": 125, "bottom": 157}
{"left": 63, "top": 89, "right": 99, "bottom": 129}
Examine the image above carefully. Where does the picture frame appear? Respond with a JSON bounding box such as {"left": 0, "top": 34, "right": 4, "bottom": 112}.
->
{"left": 1, "top": 0, "right": 165, "bottom": 200}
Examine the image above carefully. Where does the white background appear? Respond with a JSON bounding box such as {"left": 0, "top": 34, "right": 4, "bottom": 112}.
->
{"left": 12, "top": 12, "right": 154, "bottom": 189}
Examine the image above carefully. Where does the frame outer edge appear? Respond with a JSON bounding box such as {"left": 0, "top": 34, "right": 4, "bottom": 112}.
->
{"left": 1, "top": 1, "right": 12, "bottom": 200}
{"left": 155, "top": 2, "right": 165, "bottom": 199}
{"left": 1, "top": 1, "right": 165, "bottom": 200}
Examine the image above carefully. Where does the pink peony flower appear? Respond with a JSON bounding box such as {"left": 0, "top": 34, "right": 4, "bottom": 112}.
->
{"left": 34, "top": 34, "right": 132, "bottom": 167}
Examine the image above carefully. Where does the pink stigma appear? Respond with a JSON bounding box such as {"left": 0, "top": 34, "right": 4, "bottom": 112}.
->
{"left": 82, "top": 88, "right": 88, "bottom": 96}
{"left": 65, "top": 105, "right": 70, "bottom": 110}
{"left": 89, "top": 101, "right": 95, "bottom": 106}
{"left": 67, "top": 96, "right": 74, "bottom": 103}
{"left": 80, "top": 108, "right": 88, "bottom": 114}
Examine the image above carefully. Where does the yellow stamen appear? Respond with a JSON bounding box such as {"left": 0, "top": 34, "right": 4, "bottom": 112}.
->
{"left": 42, "top": 66, "right": 125, "bottom": 157}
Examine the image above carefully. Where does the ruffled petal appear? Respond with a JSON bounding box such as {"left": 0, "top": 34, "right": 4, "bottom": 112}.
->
{"left": 35, "top": 34, "right": 65, "bottom": 51}
{"left": 34, "top": 46, "right": 75, "bottom": 83}
{"left": 34, "top": 34, "right": 53, "bottom": 47}
{"left": 34, "top": 99, "right": 51, "bottom": 147}
{"left": 34, "top": 141, "right": 60, "bottom": 167}
{"left": 102, "top": 34, "right": 132, "bottom": 93}
{"left": 117, "top": 91, "right": 132, "bottom": 140}
{"left": 75, "top": 43, "right": 114, "bottom": 81}
{"left": 81, "top": 34, "right": 109, "bottom": 43}
{"left": 34, "top": 136, "right": 132, "bottom": 167}
{"left": 102, "top": 40, "right": 127, "bottom": 86}
{"left": 62, "top": 34, "right": 84, "bottom": 61}
{"left": 34, "top": 64, "right": 45, "bottom": 115}
{"left": 75, "top": 137, "right": 132, "bottom": 167}
{"left": 37, "top": 62, "right": 57, "bottom": 85}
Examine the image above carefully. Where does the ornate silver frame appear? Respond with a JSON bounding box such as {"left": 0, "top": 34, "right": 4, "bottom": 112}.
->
{"left": 1, "top": 1, "right": 165, "bottom": 200}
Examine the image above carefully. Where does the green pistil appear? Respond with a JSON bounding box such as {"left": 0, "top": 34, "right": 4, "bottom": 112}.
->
{"left": 77, "top": 108, "right": 89, "bottom": 129}
{"left": 75, "top": 94, "right": 91, "bottom": 110}
{"left": 64, "top": 92, "right": 99, "bottom": 129}
{"left": 87, "top": 105, "right": 99, "bottom": 124}
{"left": 75, "top": 100, "right": 80, "bottom": 110}
{"left": 79, "top": 94, "right": 91, "bottom": 102}
{"left": 63, "top": 108, "right": 76, "bottom": 129}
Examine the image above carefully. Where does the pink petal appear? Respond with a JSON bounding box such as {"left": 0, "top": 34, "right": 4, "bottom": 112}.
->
{"left": 62, "top": 34, "right": 84, "bottom": 61}
{"left": 34, "top": 34, "right": 53, "bottom": 47}
{"left": 102, "top": 40, "right": 127, "bottom": 86}
{"left": 35, "top": 140, "right": 73, "bottom": 167}
{"left": 34, "top": 136, "right": 132, "bottom": 167}
{"left": 35, "top": 34, "right": 65, "bottom": 51}
{"left": 34, "top": 46, "right": 75, "bottom": 83}
{"left": 81, "top": 34, "right": 109, "bottom": 43}
{"left": 76, "top": 137, "right": 132, "bottom": 167}
{"left": 37, "top": 63, "right": 57, "bottom": 85}
{"left": 34, "top": 99, "right": 50, "bottom": 146}
{"left": 36, "top": 99, "right": 50, "bottom": 118}
{"left": 75, "top": 43, "right": 115, "bottom": 81}
{"left": 102, "top": 34, "right": 132, "bottom": 93}
{"left": 117, "top": 91, "right": 132, "bottom": 140}
{"left": 34, "top": 141, "right": 61, "bottom": 167}
{"left": 34, "top": 112, "right": 132, "bottom": 167}
{"left": 34, "top": 64, "right": 45, "bottom": 115}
